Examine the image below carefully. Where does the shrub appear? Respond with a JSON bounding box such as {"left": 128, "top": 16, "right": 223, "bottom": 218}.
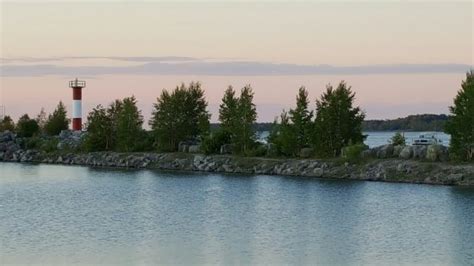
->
{"left": 391, "top": 132, "right": 406, "bottom": 146}
{"left": 342, "top": 143, "right": 368, "bottom": 162}
{"left": 201, "top": 130, "right": 231, "bottom": 155}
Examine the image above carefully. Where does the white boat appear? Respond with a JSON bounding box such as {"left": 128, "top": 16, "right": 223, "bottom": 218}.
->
{"left": 412, "top": 133, "right": 443, "bottom": 146}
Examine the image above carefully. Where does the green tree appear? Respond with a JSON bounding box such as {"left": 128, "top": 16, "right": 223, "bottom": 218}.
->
{"left": 36, "top": 108, "right": 47, "bottom": 133}
{"left": 16, "top": 114, "right": 40, "bottom": 138}
{"left": 0, "top": 115, "right": 15, "bottom": 132}
{"left": 116, "top": 96, "right": 144, "bottom": 152}
{"left": 445, "top": 70, "right": 474, "bottom": 161}
{"left": 44, "top": 101, "right": 69, "bottom": 135}
{"left": 83, "top": 105, "right": 113, "bottom": 151}
{"left": 106, "top": 99, "right": 124, "bottom": 150}
{"left": 150, "top": 82, "right": 210, "bottom": 151}
{"left": 234, "top": 85, "right": 257, "bottom": 154}
{"left": 267, "top": 111, "right": 296, "bottom": 156}
{"left": 289, "top": 87, "right": 314, "bottom": 153}
{"left": 391, "top": 132, "right": 406, "bottom": 146}
{"left": 219, "top": 86, "right": 239, "bottom": 140}
{"left": 313, "top": 81, "right": 365, "bottom": 157}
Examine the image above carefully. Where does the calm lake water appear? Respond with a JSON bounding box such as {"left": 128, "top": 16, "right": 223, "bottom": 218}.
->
{"left": 1, "top": 163, "right": 473, "bottom": 265}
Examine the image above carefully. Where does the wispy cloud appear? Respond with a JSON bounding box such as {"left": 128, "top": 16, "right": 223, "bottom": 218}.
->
{"left": 1, "top": 56, "right": 471, "bottom": 77}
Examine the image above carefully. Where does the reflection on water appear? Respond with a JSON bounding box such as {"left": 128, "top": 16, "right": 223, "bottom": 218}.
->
{"left": 1, "top": 163, "right": 473, "bottom": 265}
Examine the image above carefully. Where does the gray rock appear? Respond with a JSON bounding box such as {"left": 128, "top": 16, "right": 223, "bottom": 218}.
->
{"left": 399, "top": 146, "right": 413, "bottom": 159}
{"left": 393, "top": 145, "right": 404, "bottom": 157}
{"left": 188, "top": 144, "right": 200, "bottom": 153}
{"left": 412, "top": 145, "right": 427, "bottom": 159}
{"left": 376, "top": 144, "right": 394, "bottom": 159}
{"left": 426, "top": 144, "right": 449, "bottom": 162}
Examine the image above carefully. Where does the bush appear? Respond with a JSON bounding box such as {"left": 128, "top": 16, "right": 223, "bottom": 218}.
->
{"left": 201, "top": 130, "right": 231, "bottom": 155}
{"left": 244, "top": 143, "right": 268, "bottom": 157}
{"left": 16, "top": 114, "right": 40, "bottom": 138}
{"left": 391, "top": 132, "right": 406, "bottom": 146}
{"left": 342, "top": 143, "right": 368, "bottom": 162}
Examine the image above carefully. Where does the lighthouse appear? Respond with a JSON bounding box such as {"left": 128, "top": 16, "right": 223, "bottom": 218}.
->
{"left": 69, "top": 78, "right": 86, "bottom": 131}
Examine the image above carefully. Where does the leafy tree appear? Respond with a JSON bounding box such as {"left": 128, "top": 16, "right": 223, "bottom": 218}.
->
{"left": 116, "top": 96, "right": 144, "bottom": 152}
{"left": 0, "top": 115, "right": 15, "bottom": 132}
{"left": 289, "top": 87, "right": 314, "bottom": 149}
{"left": 313, "top": 81, "right": 365, "bottom": 157}
{"left": 391, "top": 132, "right": 406, "bottom": 146}
{"left": 83, "top": 105, "right": 113, "bottom": 151}
{"left": 16, "top": 114, "right": 40, "bottom": 138}
{"left": 106, "top": 99, "right": 124, "bottom": 150}
{"left": 218, "top": 86, "right": 239, "bottom": 140}
{"left": 267, "top": 111, "right": 296, "bottom": 156}
{"left": 44, "top": 101, "right": 69, "bottom": 135}
{"left": 36, "top": 108, "right": 48, "bottom": 133}
{"left": 150, "top": 82, "right": 210, "bottom": 151}
{"left": 234, "top": 85, "right": 257, "bottom": 154}
{"left": 445, "top": 70, "right": 474, "bottom": 161}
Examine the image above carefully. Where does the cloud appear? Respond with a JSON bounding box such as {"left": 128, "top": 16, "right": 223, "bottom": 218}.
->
{"left": 0, "top": 57, "right": 472, "bottom": 77}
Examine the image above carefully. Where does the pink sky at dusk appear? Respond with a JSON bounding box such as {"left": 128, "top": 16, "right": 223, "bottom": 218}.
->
{"left": 1, "top": 1, "right": 473, "bottom": 123}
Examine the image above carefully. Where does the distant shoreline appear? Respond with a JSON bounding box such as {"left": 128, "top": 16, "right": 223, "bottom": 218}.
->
{"left": 2, "top": 151, "right": 472, "bottom": 186}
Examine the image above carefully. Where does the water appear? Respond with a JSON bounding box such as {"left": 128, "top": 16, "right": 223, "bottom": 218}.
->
{"left": 1, "top": 163, "right": 473, "bottom": 265}
{"left": 257, "top": 131, "right": 451, "bottom": 148}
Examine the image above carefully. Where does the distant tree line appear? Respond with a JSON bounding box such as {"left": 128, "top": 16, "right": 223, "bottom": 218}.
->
{"left": 363, "top": 114, "right": 448, "bottom": 131}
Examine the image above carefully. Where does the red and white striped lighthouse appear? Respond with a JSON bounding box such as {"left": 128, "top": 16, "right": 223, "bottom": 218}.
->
{"left": 69, "top": 78, "right": 86, "bottom": 131}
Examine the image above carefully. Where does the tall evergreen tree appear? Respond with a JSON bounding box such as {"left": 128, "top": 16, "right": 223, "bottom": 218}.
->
{"left": 219, "top": 86, "right": 239, "bottom": 139}
{"left": 44, "top": 101, "right": 69, "bottom": 135}
{"left": 116, "top": 96, "right": 143, "bottom": 152}
{"left": 150, "top": 82, "right": 210, "bottom": 151}
{"left": 234, "top": 85, "right": 257, "bottom": 154}
{"left": 313, "top": 81, "right": 365, "bottom": 157}
{"left": 289, "top": 86, "right": 314, "bottom": 153}
{"left": 445, "top": 70, "right": 474, "bottom": 161}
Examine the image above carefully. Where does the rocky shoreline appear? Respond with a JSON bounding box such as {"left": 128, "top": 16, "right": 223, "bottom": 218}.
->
{"left": 1, "top": 130, "right": 473, "bottom": 186}
{"left": 1, "top": 149, "right": 473, "bottom": 186}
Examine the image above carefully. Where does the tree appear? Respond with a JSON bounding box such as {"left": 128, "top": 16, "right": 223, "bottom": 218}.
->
{"left": 219, "top": 86, "right": 239, "bottom": 139}
{"left": 116, "top": 96, "right": 144, "bottom": 152}
{"left": 83, "top": 105, "right": 113, "bottom": 151}
{"left": 36, "top": 108, "right": 47, "bottom": 132}
{"left": 267, "top": 111, "right": 296, "bottom": 156}
{"left": 0, "top": 115, "right": 15, "bottom": 132}
{"left": 234, "top": 85, "right": 257, "bottom": 154}
{"left": 313, "top": 81, "right": 365, "bottom": 157}
{"left": 16, "top": 114, "right": 40, "bottom": 138}
{"left": 150, "top": 82, "right": 210, "bottom": 151}
{"left": 44, "top": 101, "right": 69, "bottom": 135}
{"left": 445, "top": 70, "right": 474, "bottom": 161}
{"left": 288, "top": 87, "right": 314, "bottom": 153}
{"left": 391, "top": 132, "right": 406, "bottom": 146}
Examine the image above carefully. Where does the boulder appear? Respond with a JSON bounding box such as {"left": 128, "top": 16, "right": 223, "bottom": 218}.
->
{"left": 426, "top": 144, "right": 449, "bottom": 162}
{"left": 412, "top": 145, "right": 427, "bottom": 159}
{"left": 376, "top": 144, "right": 394, "bottom": 159}
{"left": 393, "top": 145, "right": 404, "bottom": 157}
{"left": 0, "top": 131, "right": 15, "bottom": 143}
{"left": 299, "top": 148, "right": 314, "bottom": 158}
{"left": 188, "top": 144, "right": 201, "bottom": 153}
{"left": 399, "top": 146, "right": 413, "bottom": 159}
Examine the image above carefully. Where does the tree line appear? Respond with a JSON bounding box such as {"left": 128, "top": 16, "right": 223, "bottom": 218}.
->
{"left": 1, "top": 71, "right": 473, "bottom": 161}
{"left": 0, "top": 102, "right": 69, "bottom": 138}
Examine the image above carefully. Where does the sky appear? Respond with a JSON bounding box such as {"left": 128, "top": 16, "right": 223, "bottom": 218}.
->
{"left": 0, "top": 0, "right": 473, "bottom": 123}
